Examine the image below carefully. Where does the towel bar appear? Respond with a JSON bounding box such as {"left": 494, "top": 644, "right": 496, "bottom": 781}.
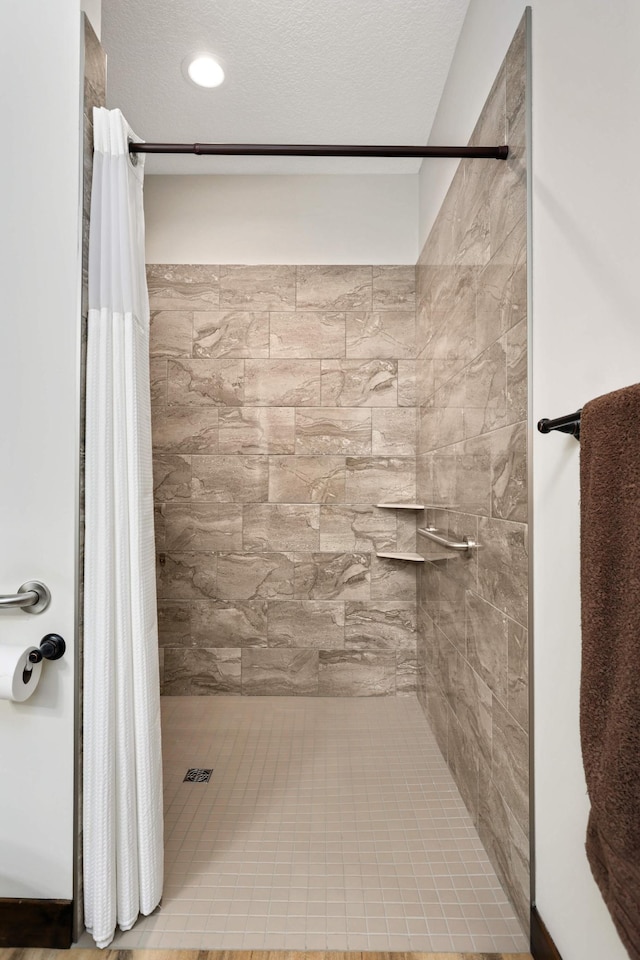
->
{"left": 418, "top": 526, "right": 478, "bottom": 552}
{"left": 537, "top": 409, "right": 581, "bottom": 439}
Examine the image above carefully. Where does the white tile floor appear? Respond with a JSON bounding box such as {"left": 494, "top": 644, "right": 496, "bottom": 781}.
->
{"left": 77, "top": 695, "right": 528, "bottom": 953}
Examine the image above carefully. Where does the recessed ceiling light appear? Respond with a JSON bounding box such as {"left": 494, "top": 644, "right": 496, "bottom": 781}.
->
{"left": 185, "top": 54, "right": 225, "bottom": 88}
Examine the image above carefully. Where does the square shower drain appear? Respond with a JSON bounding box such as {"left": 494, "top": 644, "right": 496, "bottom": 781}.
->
{"left": 184, "top": 768, "right": 213, "bottom": 783}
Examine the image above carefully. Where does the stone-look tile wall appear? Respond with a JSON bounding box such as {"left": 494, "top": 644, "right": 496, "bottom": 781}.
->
{"left": 77, "top": 13, "right": 106, "bottom": 940}
{"left": 148, "top": 264, "right": 418, "bottom": 696}
{"left": 415, "top": 19, "right": 529, "bottom": 928}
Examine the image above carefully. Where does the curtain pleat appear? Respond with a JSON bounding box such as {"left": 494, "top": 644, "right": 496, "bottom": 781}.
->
{"left": 83, "top": 108, "right": 163, "bottom": 949}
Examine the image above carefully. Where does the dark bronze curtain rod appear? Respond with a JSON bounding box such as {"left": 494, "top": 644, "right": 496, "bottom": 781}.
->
{"left": 537, "top": 410, "right": 582, "bottom": 440}
{"left": 128, "top": 142, "right": 509, "bottom": 160}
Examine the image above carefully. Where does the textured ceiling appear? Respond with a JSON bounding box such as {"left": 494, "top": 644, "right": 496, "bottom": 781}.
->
{"left": 102, "top": 0, "right": 471, "bottom": 175}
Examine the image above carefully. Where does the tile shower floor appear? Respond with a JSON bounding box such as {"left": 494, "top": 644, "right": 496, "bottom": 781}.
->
{"left": 77, "top": 695, "right": 528, "bottom": 953}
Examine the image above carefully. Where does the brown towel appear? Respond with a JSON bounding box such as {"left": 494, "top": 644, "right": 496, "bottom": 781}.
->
{"left": 581, "top": 382, "right": 640, "bottom": 960}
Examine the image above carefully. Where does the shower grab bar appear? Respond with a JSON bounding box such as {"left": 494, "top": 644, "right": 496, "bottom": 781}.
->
{"left": 0, "top": 581, "right": 51, "bottom": 614}
{"left": 417, "top": 527, "right": 478, "bottom": 552}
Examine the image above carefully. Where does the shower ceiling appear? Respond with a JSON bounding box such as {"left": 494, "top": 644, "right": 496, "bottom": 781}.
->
{"left": 101, "top": 0, "right": 471, "bottom": 175}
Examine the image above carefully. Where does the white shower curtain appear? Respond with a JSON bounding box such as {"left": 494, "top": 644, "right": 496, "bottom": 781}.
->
{"left": 83, "top": 108, "right": 163, "bottom": 949}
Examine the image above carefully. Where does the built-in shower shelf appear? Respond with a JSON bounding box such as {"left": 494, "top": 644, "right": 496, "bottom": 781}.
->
{"left": 376, "top": 503, "right": 425, "bottom": 510}
{"left": 376, "top": 502, "right": 458, "bottom": 512}
{"left": 375, "top": 551, "right": 425, "bottom": 563}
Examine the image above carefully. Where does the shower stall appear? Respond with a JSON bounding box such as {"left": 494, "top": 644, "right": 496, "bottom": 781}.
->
{"left": 76, "top": 9, "right": 530, "bottom": 955}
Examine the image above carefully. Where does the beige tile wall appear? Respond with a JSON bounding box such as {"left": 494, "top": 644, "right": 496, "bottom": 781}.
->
{"left": 415, "top": 17, "right": 529, "bottom": 930}
{"left": 149, "top": 264, "right": 418, "bottom": 696}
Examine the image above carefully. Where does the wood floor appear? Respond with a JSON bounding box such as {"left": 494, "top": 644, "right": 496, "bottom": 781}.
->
{"left": 0, "top": 950, "right": 534, "bottom": 960}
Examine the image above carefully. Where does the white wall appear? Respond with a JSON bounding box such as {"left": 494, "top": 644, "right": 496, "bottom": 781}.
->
{"left": 0, "top": 1, "right": 83, "bottom": 898}
{"left": 530, "top": 4, "right": 640, "bottom": 958}
{"left": 418, "top": 2, "right": 640, "bottom": 959}
{"left": 144, "top": 174, "right": 418, "bottom": 264}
